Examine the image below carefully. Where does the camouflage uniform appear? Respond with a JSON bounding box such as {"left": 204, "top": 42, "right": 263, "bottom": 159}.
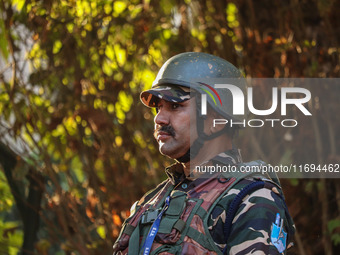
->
{"left": 113, "top": 149, "right": 295, "bottom": 254}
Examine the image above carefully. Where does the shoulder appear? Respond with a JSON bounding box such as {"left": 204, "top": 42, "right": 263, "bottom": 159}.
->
{"left": 209, "top": 178, "right": 295, "bottom": 254}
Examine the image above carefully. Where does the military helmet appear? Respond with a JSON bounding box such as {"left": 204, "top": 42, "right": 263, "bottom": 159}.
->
{"left": 141, "top": 52, "right": 247, "bottom": 122}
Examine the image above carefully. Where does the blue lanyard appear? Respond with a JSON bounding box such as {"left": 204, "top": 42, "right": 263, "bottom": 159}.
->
{"left": 141, "top": 196, "right": 171, "bottom": 255}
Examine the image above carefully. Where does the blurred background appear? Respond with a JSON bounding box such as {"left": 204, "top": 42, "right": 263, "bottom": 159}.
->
{"left": 0, "top": 0, "right": 339, "bottom": 254}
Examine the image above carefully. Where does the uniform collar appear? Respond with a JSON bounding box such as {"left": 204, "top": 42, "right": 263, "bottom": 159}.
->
{"left": 210, "top": 148, "right": 243, "bottom": 165}
{"left": 165, "top": 149, "right": 242, "bottom": 185}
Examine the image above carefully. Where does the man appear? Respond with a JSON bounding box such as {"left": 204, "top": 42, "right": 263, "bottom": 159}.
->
{"left": 113, "top": 52, "right": 295, "bottom": 254}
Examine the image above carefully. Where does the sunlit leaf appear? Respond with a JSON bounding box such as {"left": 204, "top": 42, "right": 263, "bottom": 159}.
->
{"left": 12, "top": 0, "right": 25, "bottom": 11}
{"left": 0, "top": 19, "right": 9, "bottom": 60}
{"left": 96, "top": 226, "right": 106, "bottom": 239}
{"left": 115, "top": 136, "right": 122, "bottom": 147}
{"left": 53, "top": 40, "right": 62, "bottom": 54}
{"left": 113, "top": 1, "right": 127, "bottom": 16}
{"left": 114, "top": 44, "right": 126, "bottom": 66}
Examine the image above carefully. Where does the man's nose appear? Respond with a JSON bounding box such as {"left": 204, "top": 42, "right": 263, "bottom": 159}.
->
{"left": 154, "top": 108, "right": 170, "bottom": 126}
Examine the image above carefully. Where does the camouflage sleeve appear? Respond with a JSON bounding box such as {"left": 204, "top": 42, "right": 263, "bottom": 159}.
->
{"left": 209, "top": 180, "right": 294, "bottom": 255}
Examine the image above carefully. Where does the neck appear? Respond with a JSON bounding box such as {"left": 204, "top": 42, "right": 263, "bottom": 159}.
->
{"left": 182, "top": 135, "right": 232, "bottom": 177}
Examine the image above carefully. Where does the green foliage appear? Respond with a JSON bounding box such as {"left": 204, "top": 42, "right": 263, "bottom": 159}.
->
{"left": 0, "top": 0, "right": 339, "bottom": 254}
{"left": 0, "top": 170, "right": 13, "bottom": 212}
{"left": 0, "top": 0, "right": 174, "bottom": 253}
{"left": 0, "top": 18, "right": 8, "bottom": 60}
{"left": 328, "top": 219, "right": 340, "bottom": 246}
{"left": 0, "top": 169, "right": 23, "bottom": 254}
{"left": 0, "top": 220, "right": 23, "bottom": 255}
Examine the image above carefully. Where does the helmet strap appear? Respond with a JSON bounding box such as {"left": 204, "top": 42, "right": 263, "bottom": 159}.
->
{"left": 175, "top": 149, "right": 190, "bottom": 163}
{"left": 175, "top": 98, "right": 231, "bottom": 163}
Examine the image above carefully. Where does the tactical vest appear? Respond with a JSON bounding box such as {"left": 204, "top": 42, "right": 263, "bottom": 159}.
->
{"left": 112, "top": 173, "right": 243, "bottom": 255}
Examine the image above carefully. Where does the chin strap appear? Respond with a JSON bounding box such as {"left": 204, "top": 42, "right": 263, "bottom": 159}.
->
{"left": 175, "top": 98, "right": 231, "bottom": 163}
{"left": 175, "top": 149, "right": 190, "bottom": 163}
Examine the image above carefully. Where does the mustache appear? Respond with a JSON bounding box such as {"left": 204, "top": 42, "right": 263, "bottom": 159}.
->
{"left": 154, "top": 125, "right": 176, "bottom": 139}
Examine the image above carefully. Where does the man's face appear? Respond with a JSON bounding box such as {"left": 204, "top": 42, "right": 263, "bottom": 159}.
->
{"left": 154, "top": 98, "right": 196, "bottom": 159}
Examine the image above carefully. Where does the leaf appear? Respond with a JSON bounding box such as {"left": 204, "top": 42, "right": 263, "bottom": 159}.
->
{"left": 328, "top": 219, "right": 340, "bottom": 233}
{"left": 0, "top": 19, "right": 9, "bottom": 60}
{"left": 52, "top": 40, "right": 62, "bottom": 54}
{"left": 96, "top": 225, "right": 106, "bottom": 239}
{"left": 113, "top": 1, "right": 127, "bottom": 16}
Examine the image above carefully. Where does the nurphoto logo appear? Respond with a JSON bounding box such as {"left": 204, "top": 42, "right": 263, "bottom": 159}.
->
{"left": 199, "top": 83, "right": 312, "bottom": 128}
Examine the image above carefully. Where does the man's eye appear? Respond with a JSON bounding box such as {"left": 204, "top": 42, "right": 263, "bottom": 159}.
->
{"left": 171, "top": 103, "right": 180, "bottom": 109}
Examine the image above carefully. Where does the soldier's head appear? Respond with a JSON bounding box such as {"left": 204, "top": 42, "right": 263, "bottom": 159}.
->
{"left": 140, "top": 52, "right": 246, "bottom": 163}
